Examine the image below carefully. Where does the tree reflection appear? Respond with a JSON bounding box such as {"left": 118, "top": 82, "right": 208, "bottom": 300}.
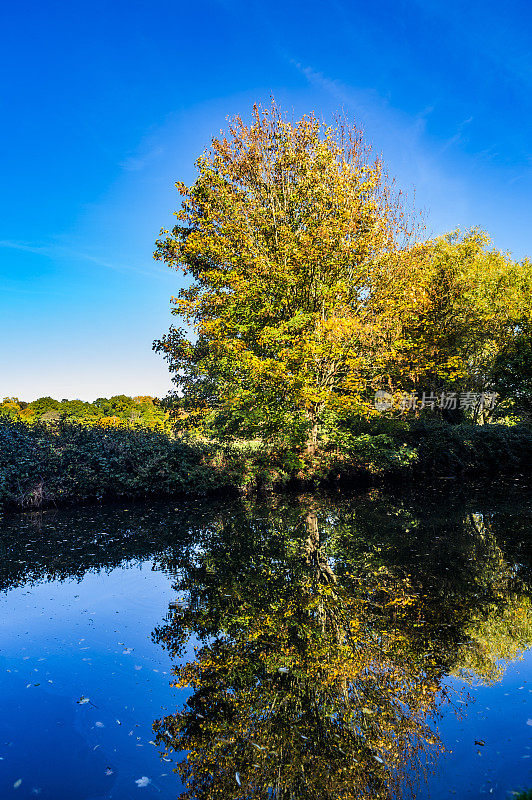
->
{"left": 152, "top": 490, "right": 532, "bottom": 799}
{"left": 1, "top": 486, "right": 532, "bottom": 796}
{"left": 153, "top": 500, "right": 452, "bottom": 799}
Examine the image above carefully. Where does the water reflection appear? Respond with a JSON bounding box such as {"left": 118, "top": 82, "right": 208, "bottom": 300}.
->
{"left": 151, "top": 490, "right": 532, "bottom": 799}
{"left": 1, "top": 489, "right": 532, "bottom": 798}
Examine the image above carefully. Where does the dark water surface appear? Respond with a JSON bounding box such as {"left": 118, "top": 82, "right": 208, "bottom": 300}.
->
{"left": 1, "top": 488, "right": 532, "bottom": 799}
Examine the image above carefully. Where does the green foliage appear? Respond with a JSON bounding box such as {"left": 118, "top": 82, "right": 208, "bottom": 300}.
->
{"left": 491, "top": 322, "right": 532, "bottom": 420}
{"left": 0, "top": 394, "right": 170, "bottom": 428}
{"left": 407, "top": 419, "right": 532, "bottom": 478}
{"left": 0, "top": 416, "right": 236, "bottom": 508}
{"left": 2, "top": 414, "right": 532, "bottom": 508}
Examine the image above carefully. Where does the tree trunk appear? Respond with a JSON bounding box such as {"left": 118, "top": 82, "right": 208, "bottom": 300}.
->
{"left": 305, "top": 419, "right": 318, "bottom": 457}
{"left": 304, "top": 509, "right": 337, "bottom": 584}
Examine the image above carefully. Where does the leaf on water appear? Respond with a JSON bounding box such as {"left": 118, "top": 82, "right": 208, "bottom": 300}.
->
{"left": 13, "top": 779, "right": 22, "bottom": 788}
{"left": 95, "top": 722, "right": 105, "bottom": 728}
{"left": 135, "top": 777, "right": 150, "bottom": 787}
{"left": 474, "top": 740, "right": 485, "bottom": 746}
{"left": 77, "top": 696, "right": 90, "bottom": 704}
{"left": 235, "top": 772, "right": 241, "bottom": 786}
{"left": 278, "top": 667, "right": 289, "bottom": 674}
{"left": 526, "top": 719, "right": 532, "bottom": 726}
{"left": 105, "top": 767, "right": 113, "bottom": 775}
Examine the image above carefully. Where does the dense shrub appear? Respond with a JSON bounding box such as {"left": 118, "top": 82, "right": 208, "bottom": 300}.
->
{"left": 0, "top": 417, "right": 236, "bottom": 508}
{"left": 407, "top": 419, "right": 532, "bottom": 478}
{"left": 1, "top": 415, "right": 531, "bottom": 509}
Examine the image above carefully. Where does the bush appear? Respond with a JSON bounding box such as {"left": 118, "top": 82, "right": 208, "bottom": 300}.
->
{"left": 2, "top": 415, "right": 531, "bottom": 509}
{"left": 0, "top": 416, "right": 235, "bottom": 508}
{"left": 407, "top": 419, "right": 532, "bottom": 478}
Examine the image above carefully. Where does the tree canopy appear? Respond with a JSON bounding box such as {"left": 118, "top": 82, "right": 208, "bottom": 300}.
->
{"left": 155, "top": 103, "right": 532, "bottom": 448}
{"left": 154, "top": 103, "right": 422, "bottom": 450}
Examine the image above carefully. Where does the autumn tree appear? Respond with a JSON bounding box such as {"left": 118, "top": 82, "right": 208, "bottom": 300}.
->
{"left": 154, "top": 103, "right": 419, "bottom": 453}
{"left": 388, "top": 231, "right": 532, "bottom": 418}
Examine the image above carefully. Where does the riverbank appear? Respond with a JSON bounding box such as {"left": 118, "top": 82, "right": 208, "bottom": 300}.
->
{"left": 1, "top": 416, "right": 531, "bottom": 509}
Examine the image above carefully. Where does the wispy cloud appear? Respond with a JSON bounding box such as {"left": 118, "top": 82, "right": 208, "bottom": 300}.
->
{"left": 290, "top": 60, "right": 353, "bottom": 107}
{"left": 440, "top": 116, "right": 474, "bottom": 153}
{"left": 288, "top": 59, "right": 470, "bottom": 236}
{"left": 0, "top": 239, "right": 165, "bottom": 280}
{"left": 120, "top": 144, "right": 165, "bottom": 172}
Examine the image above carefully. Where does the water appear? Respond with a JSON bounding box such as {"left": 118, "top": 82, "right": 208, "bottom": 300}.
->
{"left": 1, "top": 488, "right": 532, "bottom": 799}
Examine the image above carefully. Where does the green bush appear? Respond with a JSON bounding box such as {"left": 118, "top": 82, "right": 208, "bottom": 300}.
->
{"left": 0, "top": 416, "right": 236, "bottom": 508}
{"left": 407, "top": 419, "right": 532, "bottom": 477}
{"left": 2, "top": 415, "right": 531, "bottom": 509}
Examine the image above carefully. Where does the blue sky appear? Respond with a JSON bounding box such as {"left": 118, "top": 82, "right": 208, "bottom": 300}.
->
{"left": 1, "top": 0, "right": 531, "bottom": 400}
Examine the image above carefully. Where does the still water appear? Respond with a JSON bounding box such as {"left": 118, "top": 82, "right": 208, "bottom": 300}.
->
{"left": 1, "top": 488, "right": 532, "bottom": 799}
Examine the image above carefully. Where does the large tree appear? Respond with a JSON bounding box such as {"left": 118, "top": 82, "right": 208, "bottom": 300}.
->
{"left": 154, "top": 103, "right": 419, "bottom": 452}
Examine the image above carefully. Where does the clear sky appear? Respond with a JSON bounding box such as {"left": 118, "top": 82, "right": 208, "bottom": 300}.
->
{"left": 1, "top": 0, "right": 531, "bottom": 401}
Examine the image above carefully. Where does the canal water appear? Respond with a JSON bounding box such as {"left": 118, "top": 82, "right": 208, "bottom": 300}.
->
{"left": 1, "top": 487, "right": 532, "bottom": 799}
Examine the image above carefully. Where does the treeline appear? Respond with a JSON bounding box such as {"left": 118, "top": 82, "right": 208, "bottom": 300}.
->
{"left": 0, "top": 394, "right": 170, "bottom": 429}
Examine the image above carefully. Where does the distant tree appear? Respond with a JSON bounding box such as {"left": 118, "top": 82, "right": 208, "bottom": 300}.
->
{"left": 60, "top": 399, "right": 101, "bottom": 423}
{"left": 0, "top": 398, "right": 22, "bottom": 418}
{"left": 29, "top": 397, "right": 61, "bottom": 418}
